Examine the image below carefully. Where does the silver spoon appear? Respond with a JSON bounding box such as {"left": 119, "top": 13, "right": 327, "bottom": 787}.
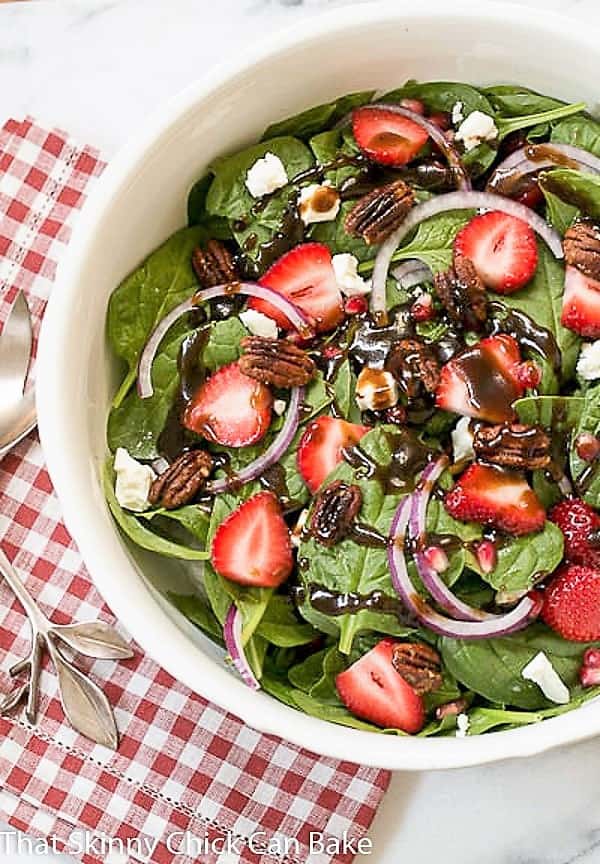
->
{"left": 0, "top": 292, "right": 134, "bottom": 747}
{"left": 0, "top": 291, "right": 37, "bottom": 460}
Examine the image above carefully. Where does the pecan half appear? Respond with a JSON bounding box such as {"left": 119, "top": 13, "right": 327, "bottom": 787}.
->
{"left": 387, "top": 338, "right": 440, "bottom": 400}
{"left": 239, "top": 336, "right": 316, "bottom": 387}
{"left": 564, "top": 219, "right": 600, "bottom": 281}
{"left": 309, "top": 480, "right": 362, "bottom": 547}
{"left": 434, "top": 254, "right": 488, "bottom": 331}
{"left": 344, "top": 179, "right": 415, "bottom": 245}
{"left": 148, "top": 450, "right": 213, "bottom": 509}
{"left": 391, "top": 642, "right": 443, "bottom": 695}
{"left": 473, "top": 422, "right": 551, "bottom": 470}
{"left": 192, "top": 239, "right": 239, "bottom": 288}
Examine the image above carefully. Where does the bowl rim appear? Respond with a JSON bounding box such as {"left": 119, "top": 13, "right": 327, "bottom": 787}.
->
{"left": 37, "top": 0, "right": 600, "bottom": 770}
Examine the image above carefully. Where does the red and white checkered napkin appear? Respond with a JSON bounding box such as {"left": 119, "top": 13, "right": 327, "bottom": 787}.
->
{"left": 0, "top": 118, "right": 390, "bottom": 864}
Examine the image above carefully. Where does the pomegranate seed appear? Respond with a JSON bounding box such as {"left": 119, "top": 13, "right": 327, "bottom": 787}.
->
{"left": 516, "top": 361, "right": 542, "bottom": 389}
{"left": 344, "top": 295, "right": 369, "bottom": 315}
{"left": 323, "top": 345, "right": 343, "bottom": 360}
{"left": 584, "top": 648, "right": 600, "bottom": 668}
{"left": 435, "top": 698, "right": 469, "bottom": 720}
{"left": 474, "top": 539, "right": 497, "bottom": 575}
{"left": 400, "top": 98, "right": 425, "bottom": 115}
{"left": 423, "top": 545, "right": 449, "bottom": 574}
{"left": 575, "top": 432, "right": 600, "bottom": 463}
{"left": 516, "top": 183, "right": 544, "bottom": 209}
{"left": 411, "top": 292, "right": 434, "bottom": 322}
{"left": 428, "top": 111, "right": 451, "bottom": 131}
{"left": 581, "top": 664, "right": 600, "bottom": 688}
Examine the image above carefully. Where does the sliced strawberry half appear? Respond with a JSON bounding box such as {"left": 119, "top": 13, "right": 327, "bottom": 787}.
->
{"left": 351, "top": 106, "right": 429, "bottom": 167}
{"left": 297, "top": 416, "right": 369, "bottom": 494}
{"left": 549, "top": 498, "right": 600, "bottom": 569}
{"left": 444, "top": 463, "right": 546, "bottom": 536}
{"left": 561, "top": 265, "right": 600, "bottom": 338}
{"left": 211, "top": 491, "right": 293, "bottom": 588}
{"left": 335, "top": 639, "right": 425, "bottom": 733}
{"left": 183, "top": 361, "right": 272, "bottom": 447}
{"left": 435, "top": 334, "right": 525, "bottom": 423}
{"left": 542, "top": 564, "right": 600, "bottom": 641}
{"left": 454, "top": 210, "right": 538, "bottom": 294}
{"left": 249, "top": 242, "right": 344, "bottom": 333}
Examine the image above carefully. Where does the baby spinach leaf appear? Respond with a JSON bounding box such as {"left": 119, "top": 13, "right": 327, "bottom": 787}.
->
{"left": 570, "top": 384, "right": 600, "bottom": 507}
{"left": 168, "top": 591, "right": 223, "bottom": 642}
{"left": 103, "top": 463, "right": 209, "bottom": 561}
{"left": 107, "top": 327, "right": 191, "bottom": 460}
{"left": 539, "top": 167, "right": 600, "bottom": 221}
{"left": 311, "top": 200, "right": 375, "bottom": 262}
{"left": 440, "top": 623, "right": 597, "bottom": 710}
{"left": 542, "top": 184, "right": 578, "bottom": 235}
{"left": 516, "top": 395, "right": 584, "bottom": 507}
{"left": 140, "top": 504, "right": 210, "bottom": 545}
{"left": 288, "top": 646, "right": 347, "bottom": 704}
{"left": 490, "top": 243, "right": 580, "bottom": 388}
{"left": 202, "top": 317, "right": 248, "bottom": 369}
{"left": 262, "top": 91, "right": 375, "bottom": 140}
{"left": 297, "top": 427, "right": 426, "bottom": 653}
{"left": 482, "top": 84, "right": 566, "bottom": 117}
{"left": 309, "top": 127, "right": 363, "bottom": 187}
{"left": 332, "top": 358, "right": 361, "bottom": 423}
{"left": 466, "top": 687, "right": 600, "bottom": 734}
{"left": 470, "top": 522, "right": 563, "bottom": 594}
{"left": 552, "top": 114, "right": 600, "bottom": 156}
{"left": 187, "top": 174, "right": 231, "bottom": 238}
{"left": 383, "top": 80, "right": 493, "bottom": 116}
{"left": 255, "top": 595, "right": 318, "bottom": 647}
{"left": 107, "top": 226, "right": 207, "bottom": 407}
{"left": 359, "top": 211, "right": 473, "bottom": 275}
{"left": 495, "top": 102, "right": 585, "bottom": 140}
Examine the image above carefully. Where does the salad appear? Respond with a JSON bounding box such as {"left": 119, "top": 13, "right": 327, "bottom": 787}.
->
{"left": 105, "top": 80, "right": 600, "bottom": 738}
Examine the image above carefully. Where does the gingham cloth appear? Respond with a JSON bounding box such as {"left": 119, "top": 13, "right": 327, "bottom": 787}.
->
{"left": 0, "top": 118, "right": 390, "bottom": 864}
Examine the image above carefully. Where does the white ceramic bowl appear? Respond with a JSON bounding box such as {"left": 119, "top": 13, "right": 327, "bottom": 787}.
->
{"left": 37, "top": 1, "right": 600, "bottom": 770}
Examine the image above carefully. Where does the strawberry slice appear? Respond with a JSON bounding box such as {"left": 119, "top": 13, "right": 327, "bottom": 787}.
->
{"left": 435, "top": 334, "right": 525, "bottom": 423}
{"left": 351, "top": 106, "right": 429, "bottom": 167}
{"left": 183, "top": 361, "right": 272, "bottom": 447}
{"left": 542, "top": 564, "right": 600, "bottom": 641}
{"left": 549, "top": 498, "right": 600, "bottom": 569}
{"left": 444, "top": 463, "right": 546, "bottom": 536}
{"left": 211, "top": 491, "right": 293, "bottom": 588}
{"left": 561, "top": 265, "right": 600, "bottom": 338}
{"left": 335, "top": 639, "right": 425, "bottom": 733}
{"left": 249, "top": 242, "right": 344, "bottom": 333}
{"left": 454, "top": 211, "right": 538, "bottom": 294}
{"left": 297, "top": 416, "right": 369, "bottom": 494}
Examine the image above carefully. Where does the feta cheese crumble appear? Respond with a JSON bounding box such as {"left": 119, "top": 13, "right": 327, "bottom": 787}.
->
{"left": 298, "top": 183, "right": 341, "bottom": 225}
{"left": 456, "top": 713, "right": 470, "bottom": 738}
{"left": 245, "top": 152, "right": 288, "bottom": 198}
{"left": 114, "top": 448, "right": 155, "bottom": 512}
{"left": 355, "top": 367, "right": 399, "bottom": 412}
{"left": 521, "top": 651, "right": 570, "bottom": 704}
{"left": 577, "top": 340, "right": 600, "bottom": 380}
{"left": 239, "top": 308, "right": 278, "bottom": 339}
{"left": 273, "top": 398, "right": 287, "bottom": 416}
{"left": 451, "top": 101, "right": 465, "bottom": 126}
{"left": 451, "top": 416, "right": 475, "bottom": 463}
{"left": 455, "top": 111, "right": 498, "bottom": 152}
{"left": 332, "top": 253, "right": 371, "bottom": 297}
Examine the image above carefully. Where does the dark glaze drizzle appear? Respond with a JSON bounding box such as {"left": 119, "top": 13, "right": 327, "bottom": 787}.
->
{"left": 343, "top": 428, "right": 432, "bottom": 494}
{"left": 259, "top": 463, "right": 302, "bottom": 513}
{"left": 294, "top": 583, "right": 418, "bottom": 626}
{"left": 488, "top": 301, "right": 561, "bottom": 372}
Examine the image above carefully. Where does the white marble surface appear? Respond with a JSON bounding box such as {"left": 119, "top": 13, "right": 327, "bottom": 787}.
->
{"left": 2, "top": 0, "right": 600, "bottom": 862}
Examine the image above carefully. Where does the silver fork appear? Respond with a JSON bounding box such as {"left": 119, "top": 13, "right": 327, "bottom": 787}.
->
{"left": 0, "top": 291, "right": 133, "bottom": 748}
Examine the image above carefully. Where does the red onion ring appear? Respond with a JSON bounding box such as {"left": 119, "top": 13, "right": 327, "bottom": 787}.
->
{"left": 370, "top": 191, "right": 563, "bottom": 322}
{"left": 391, "top": 260, "right": 433, "bottom": 290}
{"left": 138, "top": 282, "right": 314, "bottom": 399}
{"left": 371, "top": 103, "right": 472, "bottom": 192}
{"left": 223, "top": 605, "right": 260, "bottom": 690}
{"left": 409, "top": 457, "right": 497, "bottom": 622}
{"left": 487, "top": 142, "right": 600, "bottom": 196}
{"left": 388, "top": 496, "right": 542, "bottom": 639}
{"left": 206, "top": 386, "right": 304, "bottom": 494}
